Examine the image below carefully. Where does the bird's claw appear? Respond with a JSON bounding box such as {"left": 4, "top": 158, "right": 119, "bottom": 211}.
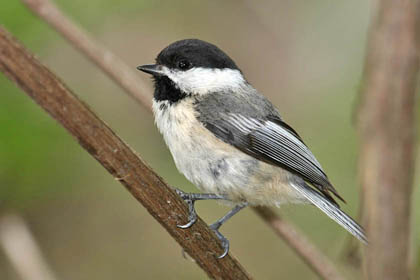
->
{"left": 175, "top": 188, "right": 233, "bottom": 258}
{"left": 177, "top": 215, "right": 196, "bottom": 229}
{"left": 210, "top": 223, "right": 230, "bottom": 259}
{"left": 175, "top": 189, "right": 197, "bottom": 229}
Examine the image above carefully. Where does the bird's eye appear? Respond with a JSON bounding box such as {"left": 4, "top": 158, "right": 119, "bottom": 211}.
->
{"left": 177, "top": 60, "right": 191, "bottom": 70}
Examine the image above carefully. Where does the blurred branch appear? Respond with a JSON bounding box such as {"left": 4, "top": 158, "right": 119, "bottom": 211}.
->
{"left": 21, "top": 0, "right": 152, "bottom": 113}
{"left": 0, "top": 27, "right": 251, "bottom": 280}
{"left": 0, "top": 213, "right": 58, "bottom": 280}
{"left": 357, "top": 0, "right": 420, "bottom": 279}
{"left": 254, "top": 207, "right": 345, "bottom": 280}
{"left": 19, "top": 1, "right": 346, "bottom": 279}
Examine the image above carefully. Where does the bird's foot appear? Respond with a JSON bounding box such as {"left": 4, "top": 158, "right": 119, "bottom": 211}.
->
{"left": 174, "top": 188, "right": 235, "bottom": 258}
{"left": 209, "top": 221, "right": 230, "bottom": 259}
{"left": 175, "top": 189, "right": 198, "bottom": 229}
{"left": 175, "top": 189, "right": 229, "bottom": 229}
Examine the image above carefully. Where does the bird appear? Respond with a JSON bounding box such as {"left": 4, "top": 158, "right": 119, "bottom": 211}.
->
{"left": 137, "top": 39, "right": 367, "bottom": 258}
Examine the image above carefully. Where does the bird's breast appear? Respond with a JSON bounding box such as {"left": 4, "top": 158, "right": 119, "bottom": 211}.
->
{"left": 152, "top": 99, "right": 257, "bottom": 195}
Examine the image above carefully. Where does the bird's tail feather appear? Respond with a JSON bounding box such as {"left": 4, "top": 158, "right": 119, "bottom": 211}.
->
{"left": 291, "top": 182, "right": 368, "bottom": 244}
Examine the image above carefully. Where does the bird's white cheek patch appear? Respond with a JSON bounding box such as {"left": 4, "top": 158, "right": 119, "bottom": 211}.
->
{"left": 163, "top": 67, "right": 245, "bottom": 95}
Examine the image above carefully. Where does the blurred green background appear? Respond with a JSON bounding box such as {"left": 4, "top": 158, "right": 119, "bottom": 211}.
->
{"left": 1, "top": 1, "right": 419, "bottom": 279}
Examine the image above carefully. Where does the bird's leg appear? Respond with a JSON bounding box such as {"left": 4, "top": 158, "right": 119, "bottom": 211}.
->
{"left": 175, "top": 189, "right": 229, "bottom": 229}
{"left": 209, "top": 202, "right": 248, "bottom": 258}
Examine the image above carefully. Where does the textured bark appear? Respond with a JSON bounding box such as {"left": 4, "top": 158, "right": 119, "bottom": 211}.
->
{"left": 357, "top": 1, "right": 420, "bottom": 279}
{"left": 0, "top": 27, "right": 252, "bottom": 280}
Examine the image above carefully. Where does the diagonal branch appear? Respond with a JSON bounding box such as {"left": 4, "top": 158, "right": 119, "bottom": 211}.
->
{"left": 20, "top": 0, "right": 346, "bottom": 279}
{"left": 254, "top": 207, "right": 345, "bottom": 280}
{"left": 22, "top": 0, "right": 153, "bottom": 113}
{"left": 0, "top": 27, "right": 251, "bottom": 280}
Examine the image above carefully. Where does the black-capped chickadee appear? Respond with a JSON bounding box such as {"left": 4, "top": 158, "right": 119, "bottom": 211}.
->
{"left": 137, "top": 39, "right": 367, "bottom": 258}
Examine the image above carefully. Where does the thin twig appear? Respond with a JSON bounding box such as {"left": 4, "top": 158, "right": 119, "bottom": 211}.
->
{"left": 253, "top": 207, "right": 345, "bottom": 280}
{"left": 357, "top": 0, "right": 420, "bottom": 279}
{"left": 21, "top": 0, "right": 152, "bottom": 113}
{"left": 0, "top": 213, "right": 58, "bottom": 280}
{"left": 0, "top": 27, "right": 251, "bottom": 280}
{"left": 20, "top": 1, "right": 346, "bottom": 279}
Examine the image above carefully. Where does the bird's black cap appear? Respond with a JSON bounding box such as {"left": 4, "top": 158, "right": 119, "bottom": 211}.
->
{"left": 155, "top": 39, "right": 239, "bottom": 71}
{"left": 137, "top": 39, "right": 241, "bottom": 103}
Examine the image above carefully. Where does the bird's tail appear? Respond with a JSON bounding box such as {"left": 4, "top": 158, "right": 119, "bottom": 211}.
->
{"left": 291, "top": 182, "right": 368, "bottom": 244}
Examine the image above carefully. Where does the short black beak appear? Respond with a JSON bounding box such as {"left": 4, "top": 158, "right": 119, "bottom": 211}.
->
{"left": 136, "top": 64, "right": 164, "bottom": 76}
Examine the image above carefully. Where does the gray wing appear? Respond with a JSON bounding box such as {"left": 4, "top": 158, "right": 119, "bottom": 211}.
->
{"left": 194, "top": 92, "right": 344, "bottom": 204}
